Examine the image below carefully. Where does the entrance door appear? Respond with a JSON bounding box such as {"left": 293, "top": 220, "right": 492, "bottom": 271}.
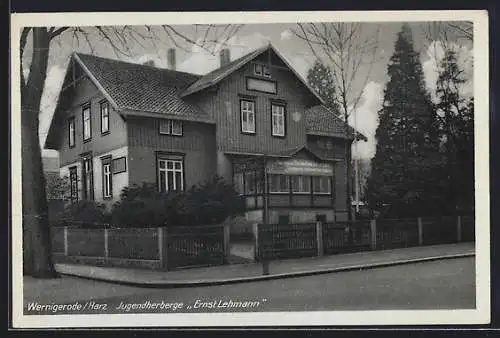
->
{"left": 278, "top": 214, "right": 290, "bottom": 225}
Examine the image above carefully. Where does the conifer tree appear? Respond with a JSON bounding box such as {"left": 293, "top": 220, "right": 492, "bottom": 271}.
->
{"left": 366, "top": 24, "right": 444, "bottom": 217}
{"left": 307, "top": 60, "right": 341, "bottom": 115}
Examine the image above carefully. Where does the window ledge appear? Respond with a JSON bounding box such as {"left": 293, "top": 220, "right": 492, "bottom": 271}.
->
{"left": 101, "top": 131, "right": 110, "bottom": 136}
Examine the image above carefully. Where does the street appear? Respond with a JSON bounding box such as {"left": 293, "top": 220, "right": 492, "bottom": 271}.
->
{"left": 23, "top": 257, "right": 475, "bottom": 314}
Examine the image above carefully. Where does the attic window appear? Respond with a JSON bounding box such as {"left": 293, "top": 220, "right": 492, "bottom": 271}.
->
{"left": 254, "top": 63, "right": 271, "bottom": 78}
{"left": 159, "top": 119, "right": 183, "bottom": 136}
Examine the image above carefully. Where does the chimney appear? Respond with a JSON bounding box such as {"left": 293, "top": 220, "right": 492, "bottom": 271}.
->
{"left": 143, "top": 60, "right": 155, "bottom": 67}
{"left": 220, "top": 48, "right": 230, "bottom": 67}
{"left": 167, "top": 48, "right": 176, "bottom": 70}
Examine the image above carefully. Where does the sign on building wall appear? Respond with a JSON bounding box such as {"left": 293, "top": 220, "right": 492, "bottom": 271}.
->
{"left": 267, "top": 159, "right": 333, "bottom": 176}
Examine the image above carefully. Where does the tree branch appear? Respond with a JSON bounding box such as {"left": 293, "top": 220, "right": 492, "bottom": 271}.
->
{"left": 49, "top": 27, "right": 69, "bottom": 39}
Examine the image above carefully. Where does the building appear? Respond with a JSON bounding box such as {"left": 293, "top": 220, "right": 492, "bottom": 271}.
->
{"left": 44, "top": 43, "right": 366, "bottom": 225}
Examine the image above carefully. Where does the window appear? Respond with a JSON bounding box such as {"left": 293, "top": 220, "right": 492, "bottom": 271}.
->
{"left": 240, "top": 100, "right": 255, "bottom": 134}
{"left": 102, "top": 157, "right": 112, "bottom": 199}
{"left": 69, "top": 167, "right": 78, "bottom": 203}
{"left": 100, "top": 101, "right": 110, "bottom": 134}
{"left": 82, "top": 105, "right": 91, "bottom": 141}
{"left": 244, "top": 171, "right": 256, "bottom": 194}
{"left": 159, "top": 119, "right": 183, "bottom": 136}
{"left": 112, "top": 157, "right": 127, "bottom": 174}
{"left": 254, "top": 63, "right": 271, "bottom": 78}
{"left": 68, "top": 117, "right": 75, "bottom": 148}
{"left": 233, "top": 173, "right": 244, "bottom": 194}
{"left": 82, "top": 156, "right": 94, "bottom": 200}
{"left": 271, "top": 104, "right": 286, "bottom": 137}
{"left": 269, "top": 174, "right": 290, "bottom": 193}
{"left": 291, "top": 175, "right": 310, "bottom": 193}
{"left": 158, "top": 156, "right": 184, "bottom": 192}
{"left": 313, "top": 176, "right": 331, "bottom": 194}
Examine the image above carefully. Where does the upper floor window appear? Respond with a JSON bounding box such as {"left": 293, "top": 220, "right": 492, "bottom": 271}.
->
{"left": 158, "top": 155, "right": 184, "bottom": 192}
{"left": 240, "top": 100, "right": 255, "bottom": 134}
{"left": 100, "top": 101, "right": 110, "bottom": 134}
{"left": 313, "top": 176, "right": 332, "bottom": 194}
{"left": 254, "top": 63, "right": 271, "bottom": 78}
{"left": 68, "top": 117, "right": 75, "bottom": 148}
{"left": 291, "top": 175, "right": 310, "bottom": 194}
{"left": 159, "top": 119, "right": 183, "bottom": 136}
{"left": 269, "top": 174, "right": 290, "bottom": 193}
{"left": 271, "top": 104, "right": 286, "bottom": 137}
{"left": 82, "top": 105, "right": 92, "bottom": 141}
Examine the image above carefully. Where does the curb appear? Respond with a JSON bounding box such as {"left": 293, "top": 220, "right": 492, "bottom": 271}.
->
{"left": 57, "top": 252, "right": 475, "bottom": 289}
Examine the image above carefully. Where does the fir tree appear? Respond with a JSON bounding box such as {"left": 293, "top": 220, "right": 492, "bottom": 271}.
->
{"left": 435, "top": 50, "right": 474, "bottom": 213}
{"left": 366, "top": 24, "right": 445, "bottom": 217}
{"left": 307, "top": 60, "right": 341, "bottom": 115}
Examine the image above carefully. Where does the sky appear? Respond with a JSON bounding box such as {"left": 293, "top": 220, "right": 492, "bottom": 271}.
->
{"left": 25, "top": 22, "right": 473, "bottom": 160}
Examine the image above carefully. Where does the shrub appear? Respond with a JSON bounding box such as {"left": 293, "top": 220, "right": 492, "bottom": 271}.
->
{"left": 111, "top": 183, "right": 188, "bottom": 227}
{"left": 53, "top": 200, "right": 111, "bottom": 227}
{"left": 111, "top": 176, "right": 245, "bottom": 227}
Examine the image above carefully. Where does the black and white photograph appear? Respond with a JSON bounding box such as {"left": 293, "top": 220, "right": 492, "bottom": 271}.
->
{"left": 10, "top": 10, "right": 490, "bottom": 328}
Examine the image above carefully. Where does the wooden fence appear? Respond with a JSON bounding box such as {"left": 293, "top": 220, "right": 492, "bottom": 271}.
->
{"left": 51, "top": 223, "right": 229, "bottom": 270}
{"left": 257, "top": 215, "right": 475, "bottom": 261}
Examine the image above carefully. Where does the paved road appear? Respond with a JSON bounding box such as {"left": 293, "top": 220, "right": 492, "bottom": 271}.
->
{"left": 24, "top": 257, "right": 475, "bottom": 314}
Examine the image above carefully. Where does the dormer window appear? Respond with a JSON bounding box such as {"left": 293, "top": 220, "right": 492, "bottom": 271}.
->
{"left": 254, "top": 63, "right": 271, "bottom": 78}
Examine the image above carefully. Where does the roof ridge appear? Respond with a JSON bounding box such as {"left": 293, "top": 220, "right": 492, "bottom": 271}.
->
{"left": 74, "top": 52, "right": 201, "bottom": 78}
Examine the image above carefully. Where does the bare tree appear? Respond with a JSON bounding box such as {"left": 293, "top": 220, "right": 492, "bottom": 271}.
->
{"left": 19, "top": 24, "right": 242, "bottom": 278}
{"left": 293, "top": 23, "right": 380, "bottom": 220}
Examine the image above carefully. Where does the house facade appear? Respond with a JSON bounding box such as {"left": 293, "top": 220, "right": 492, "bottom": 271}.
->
{"left": 45, "top": 44, "right": 365, "bottom": 225}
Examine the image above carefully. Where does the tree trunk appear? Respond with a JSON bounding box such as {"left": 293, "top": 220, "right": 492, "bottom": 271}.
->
{"left": 21, "top": 27, "right": 58, "bottom": 278}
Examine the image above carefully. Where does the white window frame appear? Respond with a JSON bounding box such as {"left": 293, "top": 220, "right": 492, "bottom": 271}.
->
{"left": 240, "top": 100, "right": 255, "bottom": 134}
{"left": 313, "top": 176, "right": 331, "bottom": 195}
{"left": 100, "top": 101, "right": 110, "bottom": 134}
{"left": 159, "top": 119, "right": 183, "bottom": 136}
{"left": 82, "top": 105, "right": 91, "bottom": 141}
{"left": 291, "top": 175, "right": 311, "bottom": 194}
{"left": 271, "top": 104, "right": 285, "bottom": 137}
{"left": 68, "top": 118, "right": 75, "bottom": 147}
{"left": 69, "top": 167, "right": 78, "bottom": 203}
{"left": 269, "top": 174, "right": 290, "bottom": 193}
{"left": 103, "top": 162, "right": 112, "bottom": 198}
{"left": 158, "top": 158, "right": 184, "bottom": 192}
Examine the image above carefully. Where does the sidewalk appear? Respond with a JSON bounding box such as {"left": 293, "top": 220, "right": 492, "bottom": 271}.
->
{"left": 55, "top": 242, "right": 475, "bottom": 288}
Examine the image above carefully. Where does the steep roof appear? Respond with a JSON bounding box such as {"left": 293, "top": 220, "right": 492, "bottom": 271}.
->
{"left": 305, "top": 105, "right": 367, "bottom": 141}
{"left": 181, "top": 43, "right": 325, "bottom": 106}
{"left": 74, "top": 53, "right": 212, "bottom": 122}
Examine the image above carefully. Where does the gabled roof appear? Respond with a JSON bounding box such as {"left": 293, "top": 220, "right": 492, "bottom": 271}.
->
{"left": 45, "top": 53, "right": 214, "bottom": 149}
{"left": 305, "top": 105, "right": 367, "bottom": 141}
{"left": 74, "top": 53, "right": 212, "bottom": 122}
{"left": 224, "top": 144, "right": 342, "bottom": 162}
{"left": 181, "top": 43, "right": 325, "bottom": 106}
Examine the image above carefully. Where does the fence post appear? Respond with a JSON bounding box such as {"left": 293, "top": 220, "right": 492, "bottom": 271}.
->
{"left": 104, "top": 228, "right": 109, "bottom": 259}
{"left": 370, "top": 219, "right": 377, "bottom": 250}
{"left": 417, "top": 217, "right": 423, "bottom": 245}
{"left": 223, "top": 221, "right": 231, "bottom": 263}
{"left": 457, "top": 215, "right": 462, "bottom": 242}
{"left": 316, "top": 221, "right": 324, "bottom": 257}
{"left": 253, "top": 223, "right": 259, "bottom": 261}
{"left": 160, "top": 227, "right": 169, "bottom": 270}
{"left": 63, "top": 226, "right": 69, "bottom": 256}
{"left": 158, "top": 227, "right": 163, "bottom": 268}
